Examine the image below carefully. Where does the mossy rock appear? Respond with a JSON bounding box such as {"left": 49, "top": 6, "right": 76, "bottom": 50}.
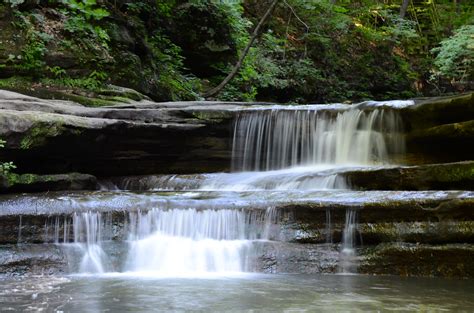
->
{"left": 403, "top": 92, "right": 474, "bottom": 130}
{"left": 359, "top": 243, "right": 474, "bottom": 278}
{"left": 406, "top": 120, "right": 474, "bottom": 162}
{"left": 20, "top": 122, "right": 66, "bottom": 149}
{"left": 345, "top": 161, "right": 474, "bottom": 190}
{"left": 0, "top": 172, "right": 97, "bottom": 193}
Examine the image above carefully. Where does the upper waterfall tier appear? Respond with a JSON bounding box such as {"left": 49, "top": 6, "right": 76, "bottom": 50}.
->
{"left": 232, "top": 107, "right": 405, "bottom": 171}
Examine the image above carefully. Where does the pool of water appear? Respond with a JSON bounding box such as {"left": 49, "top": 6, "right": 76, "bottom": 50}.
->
{"left": 1, "top": 274, "right": 473, "bottom": 312}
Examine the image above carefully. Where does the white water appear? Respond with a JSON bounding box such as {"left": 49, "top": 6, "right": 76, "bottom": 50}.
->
{"left": 339, "top": 210, "right": 359, "bottom": 273}
{"left": 72, "top": 212, "right": 108, "bottom": 274}
{"left": 56, "top": 208, "right": 276, "bottom": 275}
{"left": 125, "top": 208, "right": 276, "bottom": 274}
{"left": 61, "top": 104, "right": 406, "bottom": 275}
{"left": 232, "top": 108, "right": 404, "bottom": 171}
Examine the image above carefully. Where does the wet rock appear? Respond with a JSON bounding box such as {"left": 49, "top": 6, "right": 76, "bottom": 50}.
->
{"left": 360, "top": 221, "right": 474, "bottom": 245}
{"left": 344, "top": 161, "right": 474, "bottom": 191}
{"left": 406, "top": 120, "right": 474, "bottom": 162}
{"left": 0, "top": 244, "right": 67, "bottom": 276}
{"left": 401, "top": 92, "right": 474, "bottom": 163}
{"left": 256, "top": 241, "right": 339, "bottom": 274}
{"left": 359, "top": 243, "right": 474, "bottom": 278}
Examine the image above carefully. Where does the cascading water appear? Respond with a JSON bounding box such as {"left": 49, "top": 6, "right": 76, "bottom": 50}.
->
{"left": 194, "top": 105, "right": 406, "bottom": 192}
{"left": 232, "top": 107, "right": 404, "bottom": 171}
{"left": 338, "top": 210, "right": 359, "bottom": 273}
{"left": 55, "top": 208, "right": 277, "bottom": 275}
{"left": 57, "top": 102, "right": 408, "bottom": 275}
{"left": 72, "top": 212, "right": 108, "bottom": 274}
{"left": 125, "top": 209, "right": 273, "bottom": 274}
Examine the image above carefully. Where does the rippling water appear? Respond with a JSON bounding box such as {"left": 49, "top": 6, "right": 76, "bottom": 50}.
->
{"left": 1, "top": 274, "right": 473, "bottom": 312}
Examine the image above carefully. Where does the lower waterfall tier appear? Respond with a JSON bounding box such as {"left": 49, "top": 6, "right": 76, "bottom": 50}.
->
{"left": 1, "top": 190, "right": 473, "bottom": 277}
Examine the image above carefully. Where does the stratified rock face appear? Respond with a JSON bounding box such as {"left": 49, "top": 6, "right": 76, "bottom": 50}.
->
{"left": 0, "top": 190, "right": 472, "bottom": 277}
{"left": 0, "top": 90, "right": 244, "bottom": 176}
{"left": 359, "top": 243, "right": 474, "bottom": 278}
{"left": 402, "top": 93, "right": 474, "bottom": 163}
{"left": 344, "top": 161, "right": 474, "bottom": 191}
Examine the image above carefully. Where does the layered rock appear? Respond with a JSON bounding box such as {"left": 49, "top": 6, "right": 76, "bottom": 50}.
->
{"left": 402, "top": 92, "right": 474, "bottom": 163}
{"left": 344, "top": 161, "right": 474, "bottom": 190}
{"left": 0, "top": 190, "right": 472, "bottom": 277}
{"left": 0, "top": 90, "right": 244, "bottom": 176}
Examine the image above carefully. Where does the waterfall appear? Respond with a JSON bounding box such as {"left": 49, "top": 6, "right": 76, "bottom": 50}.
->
{"left": 125, "top": 208, "right": 275, "bottom": 274}
{"left": 325, "top": 209, "right": 333, "bottom": 244}
{"left": 72, "top": 212, "right": 108, "bottom": 274}
{"left": 51, "top": 104, "right": 406, "bottom": 276}
{"left": 232, "top": 108, "right": 404, "bottom": 171}
{"left": 54, "top": 208, "right": 276, "bottom": 275}
{"left": 338, "top": 210, "right": 358, "bottom": 273}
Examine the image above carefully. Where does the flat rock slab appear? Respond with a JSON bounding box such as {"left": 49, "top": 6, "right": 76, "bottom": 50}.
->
{"left": 344, "top": 161, "right": 474, "bottom": 190}
{"left": 0, "top": 190, "right": 472, "bottom": 216}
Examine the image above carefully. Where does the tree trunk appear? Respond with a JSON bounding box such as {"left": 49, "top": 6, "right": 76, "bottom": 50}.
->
{"left": 400, "top": 0, "right": 410, "bottom": 19}
{"left": 202, "top": 0, "right": 280, "bottom": 98}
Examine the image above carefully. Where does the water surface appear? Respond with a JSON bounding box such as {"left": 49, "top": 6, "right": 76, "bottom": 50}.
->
{"left": 1, "top": 274, "right": 473, "bottom": 312}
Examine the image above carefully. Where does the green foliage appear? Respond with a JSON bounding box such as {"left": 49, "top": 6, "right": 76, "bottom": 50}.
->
{"left": 9, "top": 13, "right": 51, "bottom": 75}
{"left": 0, "top": 139, "right": 16, "bottom": 176}
{"left": 4, "top": 0, "right": 25, "bottom": 7}
{"left": 2, "top": 0, "right": 471, "bottom": 102}
{"left": 431, "top": 25, "right": 474, "bottom": 82}
{"left": 65, "top": 0, "right": 110, "bottom": 20}
{"left": 41, "top": 69, "right": 108, "bottom": 91}
{"left": 47, "top": 66, "right": 66, "bottom": 78}
{"left": 148, "top": 32, "right": 201, "bottom": 100}
{"left": 62, "top": 0, "right": 110, "bottom": 48}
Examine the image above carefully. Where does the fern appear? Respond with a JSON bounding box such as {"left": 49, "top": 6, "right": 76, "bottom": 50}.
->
{"left": 431, "top": 25, "right": 474, "bottom": 82}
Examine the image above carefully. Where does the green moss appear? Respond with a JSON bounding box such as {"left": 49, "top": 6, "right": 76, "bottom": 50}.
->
{"left": 430, "top": 162, "right": 474, "bottom": 182}
{"left": 20, "top": 122, "right": 65, "bottom": 149}
{"left": 4, "top": 173, "right": 41, "bottom": 186}
{"left": 191, "top": 111, "right": 233, "bottom": 123}
{"left": 97, "top": 95, "right": 133, "bottom": 104}
{"left": 0, "top": 77, "right": 135, "bottom": 107}
{"left": 0, "top": 76, "right": 34, "bottom": 90}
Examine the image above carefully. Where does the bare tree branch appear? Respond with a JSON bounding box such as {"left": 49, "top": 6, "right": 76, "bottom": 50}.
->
{"left": 400, "top": 0, "right": 410, "bottom": 19}
{"left": 202, "top": 0, "right": 280, "bottom": 99}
